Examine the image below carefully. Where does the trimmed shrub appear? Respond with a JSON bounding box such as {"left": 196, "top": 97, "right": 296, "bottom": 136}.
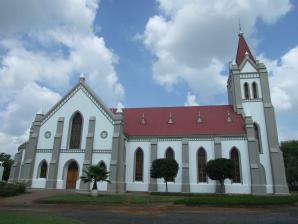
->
{"left": 0, "top": 181, "right": 26, "bottom": 197}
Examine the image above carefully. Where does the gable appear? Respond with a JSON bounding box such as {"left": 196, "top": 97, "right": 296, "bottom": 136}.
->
{"left": 240, "top": 60, "right": 257, "bottom": 73}
{"left": 41, "top": 81, "right": 115, "bottom": 125}
{"left": 37, "top": 80, "right": 115, "bottom": 150}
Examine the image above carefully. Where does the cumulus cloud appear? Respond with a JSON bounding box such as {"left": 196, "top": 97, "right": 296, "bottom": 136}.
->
{"left": 260, "top": 47, "right": 298, "bottom": 112}
{"left": 142, "top": 0, "right": 292, "bottom": 103}
{"left": 184, "top": 92, "right": 199, "bottom": 106}
{"left": 0, "top": 0, "right": 124, "bottom": 154}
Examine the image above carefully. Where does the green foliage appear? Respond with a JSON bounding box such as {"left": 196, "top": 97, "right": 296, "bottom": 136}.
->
{"left": 0, "top": 212, "right": 80, "bottom": 224}
{"left": 281, "top": 140, "right": 298, "bottom": 190}
{"left": 42, "top": 193, "right": 298, "bottom": 206}
{"left": 80, "top": 165, "right": 110, "bottom": 190}
{"left": 206, "top": 158, "right": 235, "bottom": 193}
{"left": 42, "top": 194, "right": 184, "bottom": 205}
{"left": 0, "top": 182, "right": 26, "bottom": 197}
{"left": 150, "top": 158, "right": 179, "bottom": 192}
{"left": 0, "top": 153, "right": 14, "bottom": 181}
{"left": 174, "top": 194, "right": 298, "bottom": 206}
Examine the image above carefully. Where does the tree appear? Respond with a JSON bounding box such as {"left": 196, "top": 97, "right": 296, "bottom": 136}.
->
{"left": 281, "top": 140, "right": 298, "bottom": 190}
{"left": 206, "top": 158, "right": 234, "bottom": 194}
{"left": 150, "top": 158, "right": 179, "bottom": 192}
{"left": 0, "top": 153, "right": 14, "bottom": 181}
{"left": 80, "top": 165, "right": 110, "bottom": 192}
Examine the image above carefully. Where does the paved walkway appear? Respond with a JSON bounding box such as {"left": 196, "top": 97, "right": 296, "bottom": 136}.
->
{"left": 1, "top": 190, "right": 298, "bottom": 224}
{"left": 0, "top": 189, "right": 74, "bottom": 205}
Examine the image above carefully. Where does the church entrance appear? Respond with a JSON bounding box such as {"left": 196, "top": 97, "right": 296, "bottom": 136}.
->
{"left": 66, "top": 161, "right": 78, "bottom": 189}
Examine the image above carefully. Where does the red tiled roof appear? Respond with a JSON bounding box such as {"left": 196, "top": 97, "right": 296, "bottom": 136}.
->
{"left": 236, "top": 33, "right": 255, "bottom": 66}
{"left": 116, "top": 105, "right": 246, "bottom": 137}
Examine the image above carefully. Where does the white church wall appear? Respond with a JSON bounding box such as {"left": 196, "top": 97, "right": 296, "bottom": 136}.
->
{"left": 92, "top": 153, "right": 111, "bottom": 191}
{"left": 243, "top": 101, "right": 273, "bottom": 193}
{"left": 221, "top": 140, "right": 251, "bottom": 194}
{"left": 125, "top": 141, "right": 150, "bottom": 192}
{"left": 56, "top": 153, "right": 85, "bottom": 190}
{"left": 189, "top": 140, "right": 216, "bottom": 193}
{"left": 37, "top": 89, "right": 114, "bottom": 151}
{"left": 157, "top": 140, "right": 182, "bottom": 192}
{"left": 31, "top": 153, "right": 52, "bottom": 188}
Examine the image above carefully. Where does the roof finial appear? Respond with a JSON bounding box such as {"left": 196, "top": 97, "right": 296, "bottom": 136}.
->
{"left": 238, "top": 17, "right": 243, "bottom": 36}
{"left": 140, "top": 113, "right": 146, "bottom": 125}
{"left": 168, "top": 112, "right": 174, "bottom": 124}
{"left": 197, "top": 111, "right": 203, "bottom": 123}
{"left": 80, "top": 72, "right": 85, "bottom": 82}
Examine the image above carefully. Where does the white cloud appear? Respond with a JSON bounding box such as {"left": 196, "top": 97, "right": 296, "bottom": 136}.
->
{"left": 0, "top": 82, "right": 61, "bottom": 136}
{"left": 142, "top": 0, "right": 292, "bottom": 103}
{"left": 184, "top": 92, "right": 199, "bottom": 106}
{"left": 256, "top": 46, "right": 298, "bottom": 141}
{"left": 0, "top": 0, "right": 124, "bottom": 155}
{"left": 260, "top": 47, "right": 298, "bottom": 112}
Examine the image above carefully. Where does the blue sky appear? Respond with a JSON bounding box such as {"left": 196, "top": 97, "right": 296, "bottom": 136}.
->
{"left": 0, "top": 0, "right": 297, "bottom": 154}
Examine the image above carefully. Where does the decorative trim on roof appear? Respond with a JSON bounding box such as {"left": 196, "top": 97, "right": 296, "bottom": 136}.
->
{"left": 243, "top": 98, "right": 262, "bottom": 102}
{"left": 240, "top": 73, "right": 259, "bottom": 79}
{"left": 126, "top": 136, "right": 247, "bottom": 142}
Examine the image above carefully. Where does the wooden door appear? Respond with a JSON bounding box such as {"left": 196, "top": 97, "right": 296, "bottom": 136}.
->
{"left": 66, "top": 162, "right": 78, "bottom": 189}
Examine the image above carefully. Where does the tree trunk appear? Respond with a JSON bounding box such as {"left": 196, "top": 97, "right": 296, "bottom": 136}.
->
{"left": 220, "top": 180, "right": 224, "bottom": 194}
{"left": 92, "top": 180, "right": 97, "bottom": 190}
{"left": 165, "top": 179, "right": 168, "bottom": 193}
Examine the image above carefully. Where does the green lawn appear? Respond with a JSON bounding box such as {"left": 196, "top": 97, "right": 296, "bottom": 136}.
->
{"left": 40, "top": 193, "right": 298, "bottom": 206}
{"left": 174, "top": 194, "right": 298, "bottom": 206}
{"left": 42, "top": 193, "right": 184, "bottom": 204}
{"left": 0, "top": 212, "right": 80, "bottom": 224}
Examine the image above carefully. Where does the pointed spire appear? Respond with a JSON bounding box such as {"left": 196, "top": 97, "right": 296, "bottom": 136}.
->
{"left": 236, "top": 32, "right": 255, "bottom": 66}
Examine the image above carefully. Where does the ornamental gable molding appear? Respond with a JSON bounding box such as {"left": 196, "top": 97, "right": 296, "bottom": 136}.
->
{"left": 41, "top": 81, "right": 115, "bottom": 125}
{"left": 238, "top": 57, "right": 258, "bottom": 72}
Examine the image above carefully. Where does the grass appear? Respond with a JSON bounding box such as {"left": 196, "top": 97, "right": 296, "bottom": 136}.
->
{"left": 174, "top": 194, "right": 298, "bottom": 206}
{"left": 40, "top": 193, "right": 298, "bottom": 206}
{"left": 41, "top": 193, "right": 184, "bottom": 205}
{"left": 0, "top": 212, "right": 80, "bottom": 224}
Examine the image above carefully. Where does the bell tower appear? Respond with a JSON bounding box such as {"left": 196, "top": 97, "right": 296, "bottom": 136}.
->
{"left": 227, "top": 32, "right": 289, "bottom": 194}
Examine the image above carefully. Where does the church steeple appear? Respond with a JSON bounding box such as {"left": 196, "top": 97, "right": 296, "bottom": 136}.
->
{"left": 236, "top": 33, "right": 255, "bottom": 66}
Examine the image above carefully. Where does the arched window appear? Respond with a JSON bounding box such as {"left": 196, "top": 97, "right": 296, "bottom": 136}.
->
{"left": 244, "top": 82, "right": 250, "bottom": 99}
{"left": 165, "top": 147, "right": 175, "bottom": 160}
{"left": 98, "top": 161, "right": 107, "bottom": 172}
{"left": 230, "top": 148, "right": 241, "bottom": 183}
{"left": 252, "top": 82, "right": 258, "bottom": 99}
{"left": 39, "top": 161, "right": 47, "bottom": 178}
{"left": 69, "top": 112, "right": 83, "bottom": 149}
{"left": 254, "top": 123, "right": 262, "bottom": 153}
{"left": 134, "top": 148, "right": 143, "bottom": 181}
{"left": 197, "top": 148, "right": 207, "bottom": 182}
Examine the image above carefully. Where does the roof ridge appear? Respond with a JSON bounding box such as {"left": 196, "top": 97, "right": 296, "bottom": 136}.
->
{"left": 114, "top": 105, "right": 233, "bottom": 110}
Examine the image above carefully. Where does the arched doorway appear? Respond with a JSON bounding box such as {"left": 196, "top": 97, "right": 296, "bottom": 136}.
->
{"left": 66, "top": 161, "right": 78, "bottom": 189}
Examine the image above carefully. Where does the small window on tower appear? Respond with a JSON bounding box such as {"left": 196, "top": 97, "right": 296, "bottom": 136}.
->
{"left": 252, "top": 82, "right": 258, "bottom": 99}
{"left": 244, "top": 83, "right": 250, "bottom": 99}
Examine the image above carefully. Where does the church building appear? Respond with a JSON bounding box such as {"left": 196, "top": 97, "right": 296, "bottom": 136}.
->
{"left": 9, "top": 33, "right": 289, "bottom": 194}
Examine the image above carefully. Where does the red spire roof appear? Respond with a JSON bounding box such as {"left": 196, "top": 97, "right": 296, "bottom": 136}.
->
{"left": 112, "top": 105, "right": 246, "bottom": 137}
{"left": 236, "top": 33, "right": 255, "bottom": 66}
